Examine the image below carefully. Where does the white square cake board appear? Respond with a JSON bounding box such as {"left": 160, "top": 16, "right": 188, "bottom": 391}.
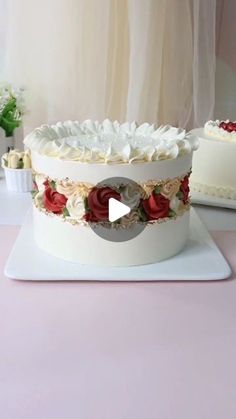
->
{"left": 4, "top": 208, "right": 231, "bottom": 281}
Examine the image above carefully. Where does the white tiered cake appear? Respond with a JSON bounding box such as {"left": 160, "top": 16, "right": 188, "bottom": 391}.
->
{"left": 24, "top": 120, "right": 198, "bottom": 266}
{"left": 191, "top": 120, "right": 236, "bottom": 200}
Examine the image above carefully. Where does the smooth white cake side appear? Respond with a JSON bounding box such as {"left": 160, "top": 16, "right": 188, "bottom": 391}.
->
{"left": 33, "top": 206, "right": 190, "bottom": 266}
{"left": 190, "top": 128, "right": 236, "bottom": 199}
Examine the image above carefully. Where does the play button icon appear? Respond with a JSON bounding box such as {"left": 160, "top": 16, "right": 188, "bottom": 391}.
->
{"left": 88, "top": 176, "right": 147, "bottom": 242}
{"left": 108, "top": 198, "right": 130, "bottom": 222}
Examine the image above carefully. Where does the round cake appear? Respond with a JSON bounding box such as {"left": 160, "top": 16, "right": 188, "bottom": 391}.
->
{"left": 190, "top": 120, "right": 236, "bottom": 200}
{"left": 24, "top": 120, "right": 198, "bottom": 266}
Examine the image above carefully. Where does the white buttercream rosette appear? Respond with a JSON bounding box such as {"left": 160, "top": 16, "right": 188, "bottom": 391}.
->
{"left": 66, "top": 193, "right": 85, "bottom": 220}
{"left": 120, "top": 183, "right": 142, "bottom": 209}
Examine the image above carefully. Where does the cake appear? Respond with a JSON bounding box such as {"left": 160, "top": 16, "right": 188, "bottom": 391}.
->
{"left": 24, "top": 120, "right": 198, "bottom": 266}
{"left": 190, "top": 120, "right": 236, "bottom": 200}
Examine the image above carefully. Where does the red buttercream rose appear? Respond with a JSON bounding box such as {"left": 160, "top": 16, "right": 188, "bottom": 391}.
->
{"left": 87, "top": 187, "right": 121, "bottom": 221}
{"left": 43, "top": 186, "right": 68, "bottom": 214}
{"left": 180, "top": 175, "right": 189, "bottom": 204}
{"left": 142, "top": 193, "right": 170, "bottom": 220}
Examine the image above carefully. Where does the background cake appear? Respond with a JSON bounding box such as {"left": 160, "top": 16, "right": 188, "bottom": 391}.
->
{"left": 190, "top": 120, "right": 236, "bottom": 200}
{"left": 24, "top": 120, "right": 198, "bottom": 266}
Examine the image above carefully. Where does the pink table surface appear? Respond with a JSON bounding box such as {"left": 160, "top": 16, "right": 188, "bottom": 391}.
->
{"left": 0, "top": 226, "right": 236, "bottom": 419}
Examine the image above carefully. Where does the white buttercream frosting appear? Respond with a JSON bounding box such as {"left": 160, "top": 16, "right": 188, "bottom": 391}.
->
{"left": 204, "top": 120, "right": 236, "bottom": 142}
{"left": 24, "top": 119, "right": 198, "bottom": 164}
{"left": 66, "top": 193, "right": 85, "bottom": 220}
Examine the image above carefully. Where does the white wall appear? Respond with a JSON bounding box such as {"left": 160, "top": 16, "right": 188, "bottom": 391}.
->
{"left": 0, "top": 0, "right": 7, "bottom": 76}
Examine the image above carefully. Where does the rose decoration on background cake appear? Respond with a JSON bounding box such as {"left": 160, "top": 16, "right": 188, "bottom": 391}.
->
{"left": 219, "top": 121, "right": 236, "bottom": 132}
{"left": 179, "top": 176, "right": 190, "bottom": 204}
{"left": 43, "top": 184, "right": 68, "bottom": 214}
{"left": 142, "top": 193, "right": 170, "bottom": 220}
{"left": 87, "top": 187, "right": 121, "bottom": 221}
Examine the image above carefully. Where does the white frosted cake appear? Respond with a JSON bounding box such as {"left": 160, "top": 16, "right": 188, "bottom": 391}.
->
{"left": 24, "top": 120, "right": 198, "bottom": 266}
{"left": 191, "top": 120, "right": 236, "bottom": 200}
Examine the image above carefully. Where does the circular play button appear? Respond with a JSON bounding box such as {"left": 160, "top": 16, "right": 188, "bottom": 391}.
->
{"left": 108, "top": 198, "right": 131, "bottom": 222}
{"left": 88, "top": 177, "right": 146, "bottom": 242}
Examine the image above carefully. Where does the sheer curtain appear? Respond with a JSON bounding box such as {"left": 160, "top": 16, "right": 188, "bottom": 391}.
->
{"left": 1, "top": 0, "right": 216, "bottom": 133}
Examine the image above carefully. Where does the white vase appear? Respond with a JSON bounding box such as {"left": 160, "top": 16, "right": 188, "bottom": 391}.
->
{"left": 4, "top": 167, "right": 33, "bottom": 193}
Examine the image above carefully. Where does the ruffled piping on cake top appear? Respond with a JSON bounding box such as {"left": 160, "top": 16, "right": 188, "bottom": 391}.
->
{"left": 24, "top": 119, "right": 199, "bottom": 163}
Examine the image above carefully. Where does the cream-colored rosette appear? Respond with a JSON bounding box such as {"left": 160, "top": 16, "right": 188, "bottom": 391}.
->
{"left": 161, "top": 179, "right": 181, "bottom": 200}
{"left": 56, "top": 180, "right": 93, "bottom": 198}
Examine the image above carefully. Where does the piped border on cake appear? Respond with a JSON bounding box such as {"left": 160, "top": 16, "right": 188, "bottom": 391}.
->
{"left": 190, "top": 180, "right": 236, "bottom": 200}
{"left": 32, "top": 171, "right": 192, "bottom": 228}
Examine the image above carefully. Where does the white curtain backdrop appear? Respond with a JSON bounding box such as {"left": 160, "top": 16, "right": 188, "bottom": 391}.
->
{"left": 1, "top": 0, "right": 216, "bottom": 133}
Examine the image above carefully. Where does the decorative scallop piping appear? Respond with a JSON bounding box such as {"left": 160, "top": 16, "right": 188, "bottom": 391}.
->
{"left": 190, "top": 180, "right": 236, "bottom": 200}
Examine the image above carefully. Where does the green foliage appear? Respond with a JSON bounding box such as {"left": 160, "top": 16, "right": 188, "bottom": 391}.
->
{"left": 168, "top": 209, "right": 176, "bottom": 218}
{"left": 62, "top": 207, "right": 70, "bottom": 217}
{"left": 84, "top": 197, "right": 89, "bottom": 211}
{"left": 154, "top": 185, "right": 162, "bottom": 195}
{"left": 2, "top": 157, "right": 8, "bottom": 167}
{"left": 31, "top": 189, "right": 38, "bottom": 198}
{"left": 17, "top": 158, "right": 24, "bottom": 169}
{"left": 137, "top": 207, "right": 147, "bottom": 222}
{"left": 49, "top": 180, "right": 56, "bottom": 190}
{"left": 0, "top": 97, "right": 22, "bottom": 137}
{"left": 176, "top": 191, "right": 184, "bottom": 199}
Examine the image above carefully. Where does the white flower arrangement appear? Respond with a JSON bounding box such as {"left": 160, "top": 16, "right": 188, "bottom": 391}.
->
{"left": 0, "top": 83, "right": 25, "bottom": 138}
